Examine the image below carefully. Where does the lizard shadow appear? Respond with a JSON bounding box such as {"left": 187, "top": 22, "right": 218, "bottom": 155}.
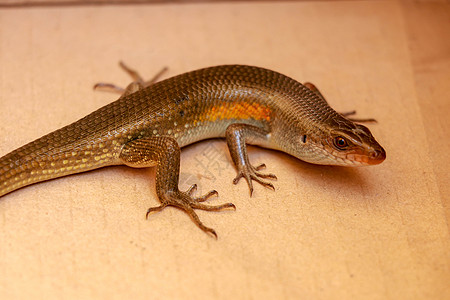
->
{"left": 84, "top": 141, "right": 379, "bottom": 207}
{"left": 254, "top": 147, "right": 380, "bottom": 204}
{"left": 170, "top": 140, "right": 377, "bottom": 202}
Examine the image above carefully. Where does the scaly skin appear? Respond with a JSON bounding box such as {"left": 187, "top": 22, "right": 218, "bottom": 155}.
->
{"left": 0, "top": 64, "right": 386, "bottom": 237}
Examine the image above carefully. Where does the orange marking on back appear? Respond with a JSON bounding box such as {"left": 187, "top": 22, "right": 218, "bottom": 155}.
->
{"left": 208, "top": 102, "right": 271, "bottom": 122}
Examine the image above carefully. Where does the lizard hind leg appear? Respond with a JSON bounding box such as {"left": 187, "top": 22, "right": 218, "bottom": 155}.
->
{"left": 304, "top": 82, "right": 377, "bottom": 123}
{"left": 119, "top": 136, "right": 235, "bottom": 238}
{"left": 339, "top": 111, "right": 377, "bottom": 123}
{"left": 118, "top": 61, "right": 168, "bottom": 88}
{"left": 93, "top": 61, "right": 168, "bottom": 97}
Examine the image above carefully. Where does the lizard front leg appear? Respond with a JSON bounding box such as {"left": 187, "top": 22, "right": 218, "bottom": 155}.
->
{"left": 119, "top": 136, "right": 235, "bottom": 238}
{"left": 225, "top": 123, "right": 277, "bottom": 196}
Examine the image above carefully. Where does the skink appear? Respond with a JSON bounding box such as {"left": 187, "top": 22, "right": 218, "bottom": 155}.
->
{"left": 0, "top": 64, "right": 386, "bottom": 237}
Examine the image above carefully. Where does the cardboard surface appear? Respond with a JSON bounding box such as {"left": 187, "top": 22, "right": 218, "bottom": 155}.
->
{"left": 0, "top": 1, "right": 449, "bottom": 299}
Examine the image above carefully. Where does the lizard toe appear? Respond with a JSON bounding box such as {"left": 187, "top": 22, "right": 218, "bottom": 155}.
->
{"left": 233, "top": 163, "right": 277, "bottom": 195}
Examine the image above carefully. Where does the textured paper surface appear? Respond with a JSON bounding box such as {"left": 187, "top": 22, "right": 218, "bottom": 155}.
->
{"left": 0, "top": 1, "right": 449, "bottom": 299}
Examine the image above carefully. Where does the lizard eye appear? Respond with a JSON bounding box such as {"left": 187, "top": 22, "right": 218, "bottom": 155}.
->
{"left": 333, "top": 136, "right": 349, "bottom": 150}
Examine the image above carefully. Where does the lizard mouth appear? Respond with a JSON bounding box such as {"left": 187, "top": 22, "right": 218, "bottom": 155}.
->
{"left": 343, "top": 147, "right": 386, "bottom": 165}
{"left": 322, "top": 143, "right": 386, "bottom": 166}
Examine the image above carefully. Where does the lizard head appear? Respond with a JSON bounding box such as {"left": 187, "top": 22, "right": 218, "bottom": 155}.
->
{"left": 325, "top": 123, "right": 385, "bottom": 166}
{"left": 291, "top": 121, "right": 386, "bottom": 167}
{"left": 306, "top": 122, "right": 386, "bottom": 166}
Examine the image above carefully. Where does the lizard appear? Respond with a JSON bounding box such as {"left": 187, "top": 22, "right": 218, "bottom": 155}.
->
{"left": 0, "top": 63, "right": 386, "bottom": 237}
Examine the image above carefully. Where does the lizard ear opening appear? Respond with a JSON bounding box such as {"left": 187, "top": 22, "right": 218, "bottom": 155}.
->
{"left": 301, "top": 135, "right": 307, "bottom": 143}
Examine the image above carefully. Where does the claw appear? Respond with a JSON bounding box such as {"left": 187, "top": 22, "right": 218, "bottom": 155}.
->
{"left": 146, "top": 204, "right": 168, "bottom": 219}
{"left": 204, "top": 227, "right": 218, "bottom": 239}
{"left": 186, "top": 184, "right": 197, "bottom": 196}
{"left": 258, "top": 180, "right": 275, "bottom": 191}
{"left": 195, "top": 190, "right": 219, "bottom": 202}
{"left": 185, "top": 184, "right": 218, "bottom": 202}
{"left": 255, "top": 171, "right": 277, "bottom": 180}
{"left": 233, "top": 173, "right": 243, "bottom": 184}
{"left": 255, "top": 163, "right": 266, "bottom": 171}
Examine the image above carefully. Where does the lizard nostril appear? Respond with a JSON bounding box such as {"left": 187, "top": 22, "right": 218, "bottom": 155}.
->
{"left": 369, "top": 147, "right": 386, "bottom": 164}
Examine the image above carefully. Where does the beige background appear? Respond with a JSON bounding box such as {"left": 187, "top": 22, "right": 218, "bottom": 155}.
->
{"left": 0, "top": 1, "right": 449, "bottom": 299}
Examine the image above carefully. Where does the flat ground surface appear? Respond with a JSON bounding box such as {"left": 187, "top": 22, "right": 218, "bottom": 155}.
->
{"left": 0, "top": 1, "right": 449, "bottom": 299}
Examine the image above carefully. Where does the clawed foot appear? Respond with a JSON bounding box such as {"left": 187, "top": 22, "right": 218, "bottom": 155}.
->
{"left": 340, "top": 110, "right": 377, "bottom": 123}
{"left": 146, "top": 184, "right": 235, "bottom": 238}
{"left": 233, "top": 163, "right": 277, "bottom": 196}
{"left": 93, "top": 61, "right": 168, "bottom": 96}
